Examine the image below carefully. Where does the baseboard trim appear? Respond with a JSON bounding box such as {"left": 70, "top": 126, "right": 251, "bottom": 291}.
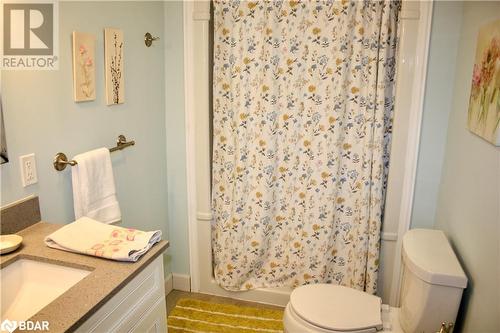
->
{"left": 165, "top": 273, "right": 173, "bottom": 295}
{"left": 172, "top": 273, "right": 191, "bottom": 292}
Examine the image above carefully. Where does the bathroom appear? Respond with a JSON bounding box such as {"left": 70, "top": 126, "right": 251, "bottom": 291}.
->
{"left": 0, "top": 0, "right": 498, "bottom": 332}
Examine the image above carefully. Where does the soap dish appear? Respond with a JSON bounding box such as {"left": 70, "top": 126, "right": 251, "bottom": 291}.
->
{"left": 0, "top": 234, "right": 23, "bottom": 254}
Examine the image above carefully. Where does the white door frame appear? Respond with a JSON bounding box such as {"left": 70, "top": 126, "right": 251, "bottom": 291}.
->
{"left": 182, "top": 0, "right": 434, "bottom": 305}
{"left": 387, "top": 0, "right": 434, "bottom": 305}
{"left": 182, "top": 0, "right": 206, "bottom": 293}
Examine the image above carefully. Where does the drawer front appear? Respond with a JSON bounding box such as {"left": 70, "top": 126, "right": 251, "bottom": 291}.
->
{"left": 75, "top": 256, "right": 166, "bottom": 333}
{"left": 130, "top": 297, "right": 167, "bottom": 333}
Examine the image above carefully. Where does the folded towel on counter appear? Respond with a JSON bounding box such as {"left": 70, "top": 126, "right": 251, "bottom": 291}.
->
{"left": 72, "top": 148, "right": 121, "bottom": 224}
{"left": 44, "top": 217, "right": 162, "bottom": 262}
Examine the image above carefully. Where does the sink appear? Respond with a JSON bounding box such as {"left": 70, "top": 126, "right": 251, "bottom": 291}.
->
{"left": 0, "top": 259, "right": 90, "bottom": 322}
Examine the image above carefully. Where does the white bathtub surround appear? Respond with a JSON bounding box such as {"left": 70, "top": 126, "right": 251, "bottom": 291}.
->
{"left": 211, "top": 1, "right": 401, "bottom": 293}
{"left": 71, "top": 147, "right": 121, "bottom": 224}
{"left": 44, "top": 217, "right": 161, "bottom": 262}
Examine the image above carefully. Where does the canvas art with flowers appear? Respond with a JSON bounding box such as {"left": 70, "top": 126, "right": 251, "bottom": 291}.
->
{"left": 467, "top": 19, "right": 500, "bottom": 146}
{"left": 72, "top": 32, "right": 96, "bottom": 102}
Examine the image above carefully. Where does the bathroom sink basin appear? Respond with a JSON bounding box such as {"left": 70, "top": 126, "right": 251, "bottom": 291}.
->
{"left": 0, "top": 259, "right": 90, "bottom": 322}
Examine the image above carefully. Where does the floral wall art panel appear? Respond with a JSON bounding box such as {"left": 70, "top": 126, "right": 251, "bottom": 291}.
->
{"left": 72, "top": 32, "right": 96, "bottom": 102}
{"left": 467, "top": 19, "right": 500, "bottom": 146}
{"left": 104, "top": 28, "right": 124, "bottom": 105}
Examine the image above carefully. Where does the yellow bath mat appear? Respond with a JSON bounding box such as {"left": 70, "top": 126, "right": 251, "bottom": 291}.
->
{"left": 167, "top": 298, "right": 284, "bottom": 333}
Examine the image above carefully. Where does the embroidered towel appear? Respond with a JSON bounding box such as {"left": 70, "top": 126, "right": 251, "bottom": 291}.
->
{"left": 72, "top": 148, "right": 121, "bottom": 224}
{"left": 45, "top": 217, "right": 162, "bottom": 262}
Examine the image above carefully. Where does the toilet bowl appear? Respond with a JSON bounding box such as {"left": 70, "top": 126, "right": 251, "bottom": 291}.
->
{"left": 283, "top": 229, "right": 468, "bottom": 333}
{"left": 283, "top": 284, "right": 403, "bottom": 333}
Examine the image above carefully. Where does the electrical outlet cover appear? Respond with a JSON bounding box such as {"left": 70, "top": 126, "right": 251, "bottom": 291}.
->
{"left": 19, "top": 153, "right": 38, "bottom": 187}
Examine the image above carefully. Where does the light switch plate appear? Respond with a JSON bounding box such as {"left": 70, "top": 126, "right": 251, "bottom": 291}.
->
{"left": 19, "top": 153, "right": 38, "bottom": 187}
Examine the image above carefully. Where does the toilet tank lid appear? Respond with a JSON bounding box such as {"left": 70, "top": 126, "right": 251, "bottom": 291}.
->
{"left": 402, "top": 229, "right": 467, "bottom": 288}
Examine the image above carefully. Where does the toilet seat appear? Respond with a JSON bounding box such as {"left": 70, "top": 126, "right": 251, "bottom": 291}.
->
{"left": 285, "top": 284, "right": 383, "bottom": 333}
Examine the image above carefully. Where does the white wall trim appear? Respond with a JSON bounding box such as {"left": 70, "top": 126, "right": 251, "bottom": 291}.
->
{"left": 172, "top": 273, "right": 192, "bottom": 292}
{"left": 196, "top": 212, "right": 212, "bottom": 221}
{"left": 400, "top": 9, "right": 420, "bottom": 20}
{"left": 164, "top": 273, "right": 173, "bottom": 295}
{"left": 389, "top": 0, "right": 434, "bottom": 306}
{"left": 381, "top": 232, "right": 398, "bottom": 242}
{"left": 193, "top": 11, "right": 210, "bottom": 21}
{"left": 183, "top": 0, "right": 200, "bottom": 293}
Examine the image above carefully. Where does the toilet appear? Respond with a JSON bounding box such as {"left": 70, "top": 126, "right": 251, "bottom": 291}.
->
{"left": 283, "top": 229, "right": 468, "bottom": 333}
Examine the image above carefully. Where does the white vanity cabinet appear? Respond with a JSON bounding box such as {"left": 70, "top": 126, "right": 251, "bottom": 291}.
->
{"left": 75, "top": 256, "right": 167, "bottom": 333}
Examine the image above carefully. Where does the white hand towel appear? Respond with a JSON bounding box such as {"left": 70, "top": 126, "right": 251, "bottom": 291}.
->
{"left": 44, "top": 217, "right": 162, "bottom": 262}
{"left": 72, "top": 148, "right": 121, "bottom": 224}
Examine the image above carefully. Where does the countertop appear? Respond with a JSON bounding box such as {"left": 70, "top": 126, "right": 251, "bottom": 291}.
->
{"left": 0, "top": 222, "right": 169, "bottom": 332}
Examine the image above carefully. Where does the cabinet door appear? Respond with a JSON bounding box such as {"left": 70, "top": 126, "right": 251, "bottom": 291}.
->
{"left": 75, "top": 256, "right": 166, "bottom": 333}
{"left": 130, "top": 297, "right": 167, "bottom": 333}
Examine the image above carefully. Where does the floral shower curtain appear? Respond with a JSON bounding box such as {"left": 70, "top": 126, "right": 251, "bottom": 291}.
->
{"left": 212, "top": 0, "right": 400, "bottom": 293}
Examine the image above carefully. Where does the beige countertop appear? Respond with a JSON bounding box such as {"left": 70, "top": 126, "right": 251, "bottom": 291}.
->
{"left": 0, "top": 222, "right": 169, "bottom": 332}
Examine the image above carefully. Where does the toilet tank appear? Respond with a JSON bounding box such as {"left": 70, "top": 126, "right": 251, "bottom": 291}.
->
{"left": 399, "top": 229, "right": 467, "bottom": 333}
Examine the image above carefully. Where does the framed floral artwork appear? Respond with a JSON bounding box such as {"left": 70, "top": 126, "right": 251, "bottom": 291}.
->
{"left": 72, "top": 32, "right": 96, "bottom": 102}
{"left": 467, "top": 19, "right": 500, "bottom": 146}
{"left": 104, "top": 28, "right": 124, "bottom": 105}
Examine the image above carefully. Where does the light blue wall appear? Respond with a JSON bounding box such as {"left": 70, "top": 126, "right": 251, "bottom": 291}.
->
{"left": 434, "top": 2, "right": 500, "bottom": 331}
{"left": 1, "top": 1, "right": 170, "bottom": 270}
{"left": 411, "top": 1, "right": 463, "bottom": 229}
{"left": 412, "top": 1, "right": 500, "bottom": 330}
{"left": 163, "top": 1, "right": 190, "bottom": 275}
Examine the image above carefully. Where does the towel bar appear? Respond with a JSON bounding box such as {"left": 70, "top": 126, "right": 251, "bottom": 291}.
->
{"left": 53, "top": 135, "right": 135, "bottom": 171}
